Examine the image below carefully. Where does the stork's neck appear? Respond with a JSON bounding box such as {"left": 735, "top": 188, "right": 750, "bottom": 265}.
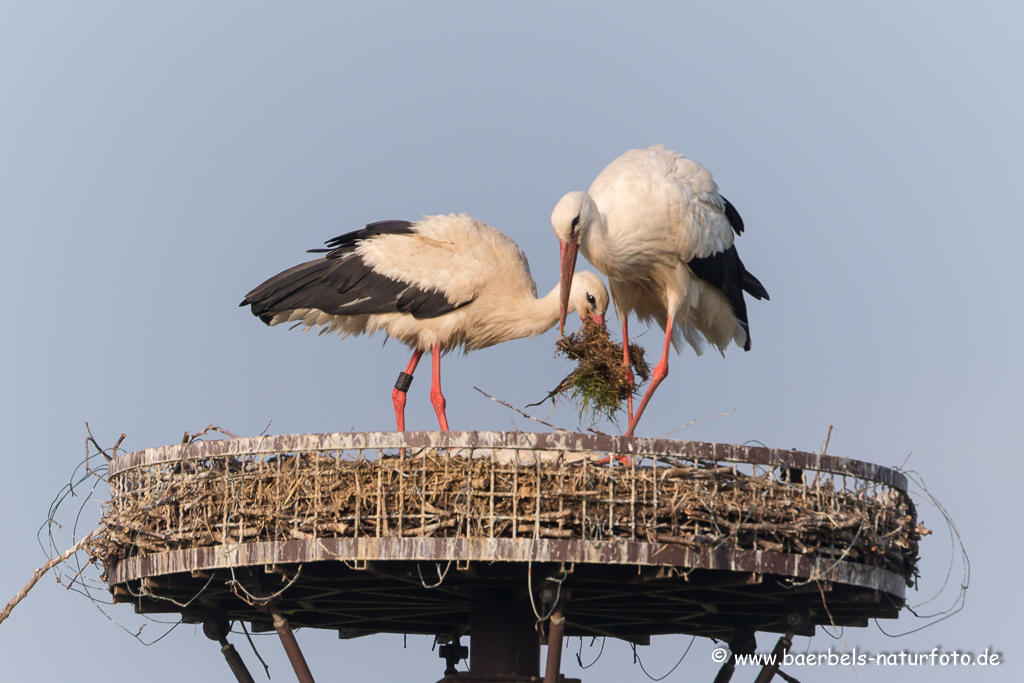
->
{"left": 520, "top": 283, "right": 564, "bottom": 338}
{"left": 579, "top": 212, "right": 613, "bottom": 275}
{"left": 465, "top": 282, "right": 565, "bottom": 353}
{"left": 580, "top": 211, "right": 650, "bottom": 281}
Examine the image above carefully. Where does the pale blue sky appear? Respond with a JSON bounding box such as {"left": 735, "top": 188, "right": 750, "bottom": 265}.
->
{"left": 2, "top": 2, "right": 1021, "bottom": 681}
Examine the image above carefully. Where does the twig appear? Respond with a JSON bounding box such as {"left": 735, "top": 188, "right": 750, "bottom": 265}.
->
{"left": 84, "top": 421, "right": 118, "bottom": 462}
{"left": 473, "top": 387, "right": 568, "bottom": 431}
{"left": 82, "top": 423, "right": 113, "bottom": 484}
{"left": 1, "top": 526, "right": 104, "bottom": 626}
{"left": 821, "top": 425, "right": 833, "bottom": 455}
{"left": 182, "top": 424, "right": 242, "bottom": 444}
{"left": 62, "top": 555, "right": 96, "bottom": 590}
{"left": 659, "top": 408, "right": 736, "bottom": 438}
{"left": 201, "top": 425, "right": 241, "bottom": 439}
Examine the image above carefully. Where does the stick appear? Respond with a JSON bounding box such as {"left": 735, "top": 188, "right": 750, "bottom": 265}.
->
{"left": 182, "top": 424, "right": 241, "bottom": 444}
{"left": 659, "top": 408, "right": 736, "bottom": 438}
{"left": 84, "top": 421, "right": 118, "bottom": 462}
{"left": 473, "top": 387, "right": 568, "bottom": 431}
{"left": 821, "top": 425, "right": 833, "bottom": 455}
{"left": 0, "top": 526, "right": 104, "bottom": 626}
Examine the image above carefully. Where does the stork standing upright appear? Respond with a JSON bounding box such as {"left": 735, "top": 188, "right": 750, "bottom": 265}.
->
{"left": 241, "top": 214, "right": 609, "bottom": 431}
{"left": 552, "top": 145, "right": 769, "bottom": 437}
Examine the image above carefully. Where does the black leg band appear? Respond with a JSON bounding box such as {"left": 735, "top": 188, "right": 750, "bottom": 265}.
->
{"left": 394, "top": 372, "right": 414, "bottom": 393}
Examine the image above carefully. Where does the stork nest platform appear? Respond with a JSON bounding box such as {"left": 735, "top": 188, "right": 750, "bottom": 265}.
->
{"left": 92, "top": 431, "right": 925, "bottom": 642}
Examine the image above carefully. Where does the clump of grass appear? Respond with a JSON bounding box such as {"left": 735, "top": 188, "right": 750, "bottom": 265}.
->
{"left": 532, "top": 319, "right": 650, "bottom": 422}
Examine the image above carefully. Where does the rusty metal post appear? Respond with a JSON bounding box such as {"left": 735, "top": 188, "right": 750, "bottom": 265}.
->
{"left": 713, "top": 627, "right": 756, "bottom": 683}
{"left": 203, "top": 617, "right": 256, "bottom": 683}
{"left": 266, "top": 604, "right": 317, "bottom": 683}
{"left": 752, "top": 632, "right": 794, "bottom": 683}
{"left": 240, "top": 568, "right": 317, "bottom": 683}
{"left": 712, "top": 653, "right": 737, "bottom": 683}
{"left": 542, "top": 609, "right": 566, "bottom": 683}
{"left": 470, "top": 592, "right": 540, "bottom": 677}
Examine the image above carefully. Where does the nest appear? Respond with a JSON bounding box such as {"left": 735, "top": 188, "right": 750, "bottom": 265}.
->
{"left": 535, "top": 320, "right": 651, "bottom": 420}
{"left": 91, "top": 446, "right": 924, "bottom": 586}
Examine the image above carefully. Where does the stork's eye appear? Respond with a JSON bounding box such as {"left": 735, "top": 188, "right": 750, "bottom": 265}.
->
{"left": 571, "top": 214, "right": 580, "bottom": 232}
{"left": 586, "top": 293, "right": 596, "bottom": 306}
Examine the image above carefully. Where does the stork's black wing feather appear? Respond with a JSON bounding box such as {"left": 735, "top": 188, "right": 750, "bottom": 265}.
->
{"left": 241, "top": 221, "right": 468, "bottom": 323}
{"left": 397, "top": 286, "right": 471, "bottom": 318}
{"left": 307, "top": 220, "right": 416, "bottom": 255}
{"left": 721, "top": 196, "right": 744, "bottom": 235}
{"left": 240, "top": 259, "right": 337, "bottom": 322}
{"left": 687, "top": 246, "right": 763, "bottom": 351}
{"left": 741, "top": 270, "right": 769, "bottom": 301}
{"left": 715, "top": 197, "right": 769, "bottom": 300}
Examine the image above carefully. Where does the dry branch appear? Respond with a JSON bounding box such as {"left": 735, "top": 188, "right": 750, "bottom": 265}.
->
{"left": 1, "top": 526, "right": 104, "bottom": 627}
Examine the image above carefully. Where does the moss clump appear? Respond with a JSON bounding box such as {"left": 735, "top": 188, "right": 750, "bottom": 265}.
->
{"left": 532, "top": 320, "right": 650, "bottom": 422}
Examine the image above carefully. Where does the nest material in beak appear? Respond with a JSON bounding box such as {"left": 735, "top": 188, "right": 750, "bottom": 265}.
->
{"left": 530, "top": 319, "right": 650, "bottom": 421}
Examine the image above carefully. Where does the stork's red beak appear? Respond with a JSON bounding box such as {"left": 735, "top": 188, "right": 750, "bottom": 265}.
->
{"left": 558, "top": 240, "right": 580, "bottom": 335}
{"left": 591, "top": 313, "right": 606, "bottom": 328}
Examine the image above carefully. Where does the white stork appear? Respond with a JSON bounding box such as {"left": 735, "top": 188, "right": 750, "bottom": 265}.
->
{"left": 241, "top": 214, "right": 609, "bottom": 431}
{"left": 552, "top": 144, "right": 769, "bottom": 437}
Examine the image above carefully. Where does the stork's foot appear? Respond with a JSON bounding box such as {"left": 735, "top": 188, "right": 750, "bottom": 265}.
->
{"left": 596, "top": 454, "right": 633, "bottom": 466}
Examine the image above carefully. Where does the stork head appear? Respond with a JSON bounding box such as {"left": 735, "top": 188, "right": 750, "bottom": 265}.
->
{"left": 566, "top": 270, "right": 609, "bottom": 330}
{"left": 552, "top": 191, "right": 602, "bottom": 334}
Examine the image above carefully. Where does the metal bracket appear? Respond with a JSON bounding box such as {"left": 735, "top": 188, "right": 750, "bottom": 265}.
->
{"left": 439, "top": 636, "right": 468, "bottom": 675}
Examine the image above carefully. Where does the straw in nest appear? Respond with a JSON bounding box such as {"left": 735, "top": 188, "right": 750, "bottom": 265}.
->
{"left": 531, "top": 319, "right": 650, "bottom": 420}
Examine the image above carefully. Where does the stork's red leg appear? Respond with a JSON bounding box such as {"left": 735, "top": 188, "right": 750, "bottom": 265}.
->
{"left": 624, "top": 312, "right": 673, "bottom": 438}
{"left": 429, "top": 343, "right": 449, "bottom": 431}
{"left": 392, "top": 349, "right": 423, "bottom": 431}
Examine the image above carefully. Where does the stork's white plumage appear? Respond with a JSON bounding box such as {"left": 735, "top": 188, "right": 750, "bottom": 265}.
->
{"left": 242, "top": 214, "right": 609, "bottom": 431}
{"left": 552, "top": 145, "right": 769, "bottom": 437}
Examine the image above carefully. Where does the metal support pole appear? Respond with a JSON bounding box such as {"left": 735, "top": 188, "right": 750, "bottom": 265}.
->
{"left": 542, "top": 609, "right": 566, "bottom": 683}
{"left": 752, "top": 632, "right": 794, "bottom": 683}
{"left": 470, "top": 592, "right": 541, "bottom": 677}
{"left": 713, "top": 628, "right": 756, "bottom": 683}
{"left": 267, "top": 604, "right": 317, "bottom": 683}
{"left": 241, "top": 568, "right": 317, "bottom": 683}
{"left": 712, "top": 653, "right": 737, "bottom": 683}
{"left": 203, "top": 617, "right": 256, "bottom": 683}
